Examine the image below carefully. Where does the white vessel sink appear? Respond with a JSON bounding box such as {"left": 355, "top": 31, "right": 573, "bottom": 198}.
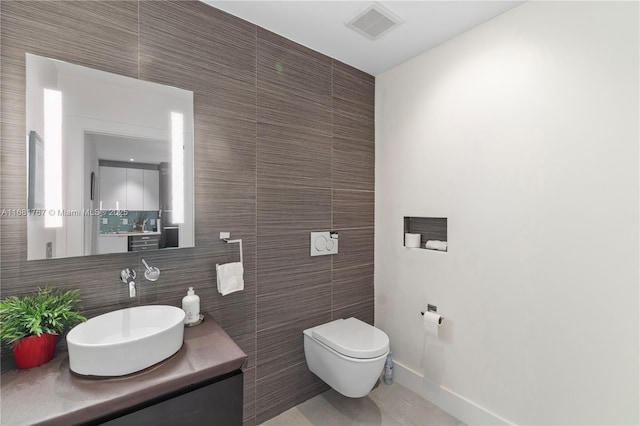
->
{"left": 67, "top": 305, "right": 185, "bottom": 376}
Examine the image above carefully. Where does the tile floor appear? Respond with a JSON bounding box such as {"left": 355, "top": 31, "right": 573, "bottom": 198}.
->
{"left": 260, "top": 382, "right": 465, "bottom": 426}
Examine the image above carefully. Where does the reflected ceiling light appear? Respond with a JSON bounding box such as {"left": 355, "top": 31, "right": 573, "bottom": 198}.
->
{"left": 171, "top": 111, "right": 184, "bottom": 224}
{"left": 44, "top": 88, "right": 62, "bottom": 228}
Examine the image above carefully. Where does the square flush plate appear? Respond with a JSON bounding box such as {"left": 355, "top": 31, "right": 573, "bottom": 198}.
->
{"left": 310, "top": 231, "right": 338, "bottom": 256}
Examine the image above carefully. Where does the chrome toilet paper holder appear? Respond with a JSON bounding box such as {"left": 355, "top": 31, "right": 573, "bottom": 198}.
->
{"left": 420, "top": 304, "right": 438, "bottom": 316}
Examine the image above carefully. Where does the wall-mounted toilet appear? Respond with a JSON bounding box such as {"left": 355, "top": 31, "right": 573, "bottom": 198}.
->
{"left": 303, "top": 317, "right": 390, "bottom": 398}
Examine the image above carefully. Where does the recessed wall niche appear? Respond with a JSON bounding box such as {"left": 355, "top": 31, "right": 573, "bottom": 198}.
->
{"left": 403, "top": 216, "right": 447, "bottom": 251}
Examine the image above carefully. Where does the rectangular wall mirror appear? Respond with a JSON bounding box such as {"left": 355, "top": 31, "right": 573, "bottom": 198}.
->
{"left": 26, "top": 54, "right": 195, "bottom": 260}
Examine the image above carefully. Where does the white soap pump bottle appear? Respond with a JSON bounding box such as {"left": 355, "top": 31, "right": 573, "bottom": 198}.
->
{"left": 182, "top": 287, "right": 200, "bottom": 325}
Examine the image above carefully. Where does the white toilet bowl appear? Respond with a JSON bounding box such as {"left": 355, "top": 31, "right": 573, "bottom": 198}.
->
{"left": 303, "top": 317, "right": 389, "bottom": 398}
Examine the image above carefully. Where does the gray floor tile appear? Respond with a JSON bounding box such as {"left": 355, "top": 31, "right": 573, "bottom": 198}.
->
{"left": 259, "top": 382, "right": 465, "bottom": 426}
{"left": 261, "top": 407, "right": 314, "bottom": 426}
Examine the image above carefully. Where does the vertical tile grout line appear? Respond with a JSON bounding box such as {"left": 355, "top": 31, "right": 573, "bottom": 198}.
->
{"left": 137, "top": 0, "right": 140, "bottom": 79}
{"left": 253, "top": 24, "right": 259, "bottom": 423}
{"left": 330, "top": 59, "right": 334, "bottom": 320}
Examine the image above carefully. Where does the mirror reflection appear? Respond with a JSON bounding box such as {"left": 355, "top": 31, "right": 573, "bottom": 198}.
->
{"left": 26, "top": 54, "right": 194, "bottom": 260}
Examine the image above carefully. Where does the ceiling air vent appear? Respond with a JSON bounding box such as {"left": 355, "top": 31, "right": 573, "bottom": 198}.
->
{"left": 346, "top": 3, "right": 403, "bottom": 40}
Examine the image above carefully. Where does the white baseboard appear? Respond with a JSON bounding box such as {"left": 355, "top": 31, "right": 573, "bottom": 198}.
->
{"left": 392, "top": 360, "right": 514, "bottom": 426}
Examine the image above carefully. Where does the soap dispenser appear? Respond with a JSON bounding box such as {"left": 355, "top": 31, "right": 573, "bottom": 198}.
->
{"left": 182, "top": 287, "right": 200, "bottom": 325}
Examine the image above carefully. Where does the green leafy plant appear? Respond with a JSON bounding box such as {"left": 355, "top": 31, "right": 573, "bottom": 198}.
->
{"left": 0, "top": 287, "right": 86, "bottom": 346}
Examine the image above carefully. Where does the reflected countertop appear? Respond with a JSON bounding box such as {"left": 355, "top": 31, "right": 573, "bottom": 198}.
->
{"left": 99, "top": 231, "right": 162, "bottom": 237}
{"left": 0, "top": 313, "right": 247, "bottom": 426}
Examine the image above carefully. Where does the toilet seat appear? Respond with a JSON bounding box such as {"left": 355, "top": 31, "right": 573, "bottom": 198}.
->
{"left": 309, "top": 317, "right": 389, "bottom": 359}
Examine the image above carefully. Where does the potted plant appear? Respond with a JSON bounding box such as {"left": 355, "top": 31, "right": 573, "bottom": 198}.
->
{"left": 0, "top": 287, "right": 86, "bottom": 369}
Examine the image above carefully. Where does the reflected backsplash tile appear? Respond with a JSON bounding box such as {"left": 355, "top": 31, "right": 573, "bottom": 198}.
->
{"left": 99, "top": 210, "right": 159, "bottom": 233}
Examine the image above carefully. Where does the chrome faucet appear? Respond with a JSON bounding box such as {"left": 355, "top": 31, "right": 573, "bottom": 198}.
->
{"left": 120, "top": 268, "right": 137, "bottom": 297}
{"left": 141, "top": 259, "right": 160, "bottom": 282}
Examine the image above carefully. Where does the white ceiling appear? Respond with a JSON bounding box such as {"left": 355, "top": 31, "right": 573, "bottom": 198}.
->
{"left": 203, "top": 1, "right": 525, "bottom": 76}
{"left": 89, "top": 133, "right": 169, "bottom": 165}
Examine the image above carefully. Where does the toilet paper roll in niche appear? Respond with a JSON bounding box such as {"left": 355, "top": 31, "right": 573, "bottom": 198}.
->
{"left": 405, "top": 233, "right": 421, "bottom": 248}
{"left": 423, "top": 310, "right": 443, "bottom": 337}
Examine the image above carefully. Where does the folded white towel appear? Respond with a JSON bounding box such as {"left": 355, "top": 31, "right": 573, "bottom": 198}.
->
{"left": 425, "top": 240, "right": 448, "bottom": 251}
{"left": 216, "top": 262, "right": 244, "bottom": 296}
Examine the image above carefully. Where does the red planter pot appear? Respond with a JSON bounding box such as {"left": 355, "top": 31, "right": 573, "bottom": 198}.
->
{"left": 12, "top": 333, "right": 58, "bottom": 369}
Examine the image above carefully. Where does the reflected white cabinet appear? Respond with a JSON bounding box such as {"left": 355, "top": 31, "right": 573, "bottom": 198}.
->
{"left": 98, "top": 235, "right": 128, "bottom": 254}
{"left": 100, "top": 166, "right": 159, "bottom": 211}
{"left": 143, "top": 170, "right": 159, "bottom": 211}
{"left": 99, "top": 166, "right": 127, "bottom": 210}
{"left": 126, "top": 169, "right": 144, "bottom": 210}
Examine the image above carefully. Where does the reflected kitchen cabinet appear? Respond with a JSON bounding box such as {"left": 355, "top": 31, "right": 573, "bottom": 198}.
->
{"left": 143, "top": 170, "right": 159, "bottom": 211}
{"left": 99, "top": 166, "right": 127, "bottom": 210}
{"left": 126, "top": 169, "right": 144, "bottom": 211}
{"left": 100, "top": 166, "right": 160, "bottom": 212}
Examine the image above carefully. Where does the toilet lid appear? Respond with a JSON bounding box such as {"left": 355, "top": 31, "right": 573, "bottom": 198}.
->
{"left": 311, "top": 317, "right": 389, "bottom": 359}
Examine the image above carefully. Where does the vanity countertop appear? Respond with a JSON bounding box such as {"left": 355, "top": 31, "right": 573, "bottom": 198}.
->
{"left": 0, "top": 313, "right": 247, "bottom": 426}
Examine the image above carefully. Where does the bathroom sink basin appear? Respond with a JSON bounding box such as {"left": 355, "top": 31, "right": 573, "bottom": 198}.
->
{"left": 67, "top": 305, "right": 185, "bottom": 377}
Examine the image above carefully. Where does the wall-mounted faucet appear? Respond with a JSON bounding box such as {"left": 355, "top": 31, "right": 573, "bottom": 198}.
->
{"left": 120, "top": 268, "right": 137, "bottom": 297}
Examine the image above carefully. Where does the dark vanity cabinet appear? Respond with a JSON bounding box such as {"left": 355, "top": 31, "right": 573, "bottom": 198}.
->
{"left": 90, "top": 370, "right": 243, "bottom": 426}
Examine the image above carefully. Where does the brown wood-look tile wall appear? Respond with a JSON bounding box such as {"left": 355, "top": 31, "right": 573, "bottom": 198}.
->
{"left": 0, "top": 2, "right": 374, "bottom": 425}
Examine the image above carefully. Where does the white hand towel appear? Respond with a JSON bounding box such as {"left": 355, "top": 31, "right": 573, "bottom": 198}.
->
{"left": 216, "top": 262, "right": 244, "bottom": 296}
{"left": 425, "top": 240, "right": 448, "bottom": 251}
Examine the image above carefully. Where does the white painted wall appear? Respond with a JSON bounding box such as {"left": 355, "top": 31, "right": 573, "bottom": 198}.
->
{"left": 375, "top": 2, "right": 639, "bottom": 425}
